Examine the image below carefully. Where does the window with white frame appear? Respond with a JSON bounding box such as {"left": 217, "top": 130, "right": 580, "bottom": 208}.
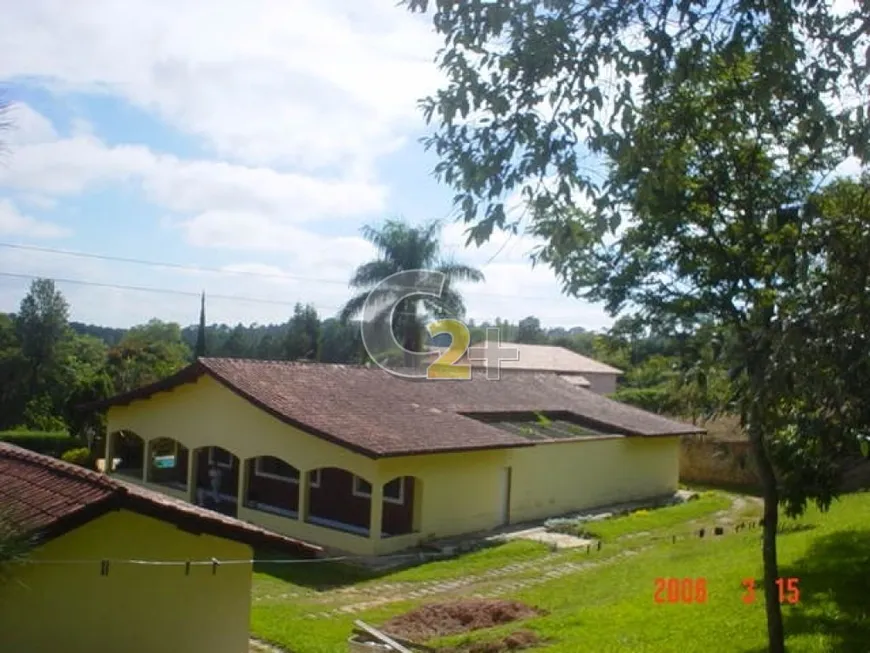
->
{"left": 208, "top": 447, "right": 233, "bottom": 469}
{"left": 383, "top": 477, "right": 404, "bottom": 504}
{"left": 308, "top": 469, "right": 322, "bottom": 488}
{"left": 254, "top": 456, "right": 299, "bottom": 483}
{"left": 352, "top": 476, "right": 372, "bottom": 498}
{"left": 352, "top": 476, "right": 404, "bottom": 505}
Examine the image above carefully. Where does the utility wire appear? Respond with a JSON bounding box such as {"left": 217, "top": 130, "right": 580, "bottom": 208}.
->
{"left": 19, "top": 551, "right": 443, "bottom": 567}
{"left": 0, "top": 271, "right": 309, "bottom": 307}
{"left": 0, "top": 270, "right": 428, "bottom": 319}
{"left": 0, "top": 242, "right": 348, "bottom": 286}
{"left": 0, "top": 270, "right": 594, "bottom": 324}
{"left": 0, "top": 241, "right": 559, "bottom": 302}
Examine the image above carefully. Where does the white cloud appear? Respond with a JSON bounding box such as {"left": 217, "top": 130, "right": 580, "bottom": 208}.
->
{"left": 0, "top": 244, "right": 348, "bottom": 328}
{"left": 0, "top": 0, "right": 443, "bottom": 172}
{"left": 177, "top": 211, "right": 378, "bottom": 264}
{"left": 0, "top": 113, "right": 389, "bottom": 239}
{"left": 0, "top": 226, "right": 612, "bottom": 330}
{"left": 0, "top": 3, "right": 614, "bottom": 332}
{"left": 439, "top": 221, "right": 611, "bottom": 329}
{"left": 140, "top": 158, "right": 386, "bottom": 222}
{"left": 0, "top": 199, "right": 70, "bottom": 238}
{"left": 18, "top": 194, "right": 58, "bottom": 211}
{"left": 442, "top": 221, "right": 538, "bottom": 266}
{"left": 1, "top": 135, "right": 151, "bottom": 194}
{"left": 2, "top": 103, "right": 58, "bottom": 146}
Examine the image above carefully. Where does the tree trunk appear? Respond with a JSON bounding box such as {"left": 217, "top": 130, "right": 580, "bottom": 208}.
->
{"left": 401, "top": 322, "right": 422, "bottom": 369}
{"left": 748, "top": 420, "right": 786, "bottom": 653}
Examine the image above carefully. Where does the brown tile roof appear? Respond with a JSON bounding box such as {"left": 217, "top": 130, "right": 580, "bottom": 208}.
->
{"left": 460, "top": 342, "right": 623, "bottom": 375}
{"left": 0, "top": 443, "right": 321, "bottom": 556}
{"left": 86, "top": 358, "right": 702, "bottom": 459}
{"left": 557, "top": 374, "right": 592, "bottom": 387}
{"left": 427, "top": 343, "right": 622, "bottom": 375}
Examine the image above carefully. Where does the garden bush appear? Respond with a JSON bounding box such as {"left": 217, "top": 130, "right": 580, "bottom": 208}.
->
{"left": 0, "top": 430, "right": 84, "bottom": 458}
{"left": 60, "top": 447, "right": 94, "bottom": 469}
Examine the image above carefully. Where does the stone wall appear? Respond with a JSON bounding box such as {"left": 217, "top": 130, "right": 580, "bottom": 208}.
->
{"left": 679, "top": 434, "right": 870, "bottom": 491}
{"left": 679, "top": 436, "right": 759, "bottom": 488}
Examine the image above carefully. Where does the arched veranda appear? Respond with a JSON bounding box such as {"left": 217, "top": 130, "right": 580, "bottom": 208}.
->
{"left": 107, "top": 430, "right": 144, "bottom": 479}
{"left": 145, "top": 437, "right": 189, "bottom": 491}
{"left": 192, "top": 446, "right": 241, "bottom": 517}
{"left": 104, "top": 433, "right": 421, "bottom": 543}
{"left": 307, "top": 467, "right": 421, "bottom": 538}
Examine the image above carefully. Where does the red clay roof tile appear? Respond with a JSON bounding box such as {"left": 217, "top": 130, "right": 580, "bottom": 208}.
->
{"left": 0, "top": 443, "right": 320, "bottom": 556}
{"left": 87, "top": 358, "right": 702, "bottom": 458}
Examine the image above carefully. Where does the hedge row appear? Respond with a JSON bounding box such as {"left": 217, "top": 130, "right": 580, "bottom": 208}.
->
{"left": 0, "top": 431, "right": 85, "bottom": 458}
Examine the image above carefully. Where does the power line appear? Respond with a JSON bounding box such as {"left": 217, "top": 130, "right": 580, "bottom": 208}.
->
{"left": 0, "top": 270, "right": 421, "bottom": 319}
{"left": 0, "top": 270, "right": 600, "bottom": 325}
{"left": 0, "top": 271, "right": 311, "bottom": 308}
{"left": 0, "top": 241, "right": 560, "bottom": 302}
{"left": 18, "top": 551, "right": 443, "bottom": 568}
{"left": 0, "top": 242, "right": 349, "bottom": 286}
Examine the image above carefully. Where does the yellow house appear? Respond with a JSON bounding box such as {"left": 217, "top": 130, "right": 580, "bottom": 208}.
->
{"left": 91, "top": 358, "right": 701, "bottom": 557}
{"left": 0, "top": 442, "right": 320, "bottom": 653}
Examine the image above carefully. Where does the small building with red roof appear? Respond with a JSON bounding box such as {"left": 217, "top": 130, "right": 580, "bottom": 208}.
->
{"left": 0, "top": 442, "right": 320, "bottom": 653}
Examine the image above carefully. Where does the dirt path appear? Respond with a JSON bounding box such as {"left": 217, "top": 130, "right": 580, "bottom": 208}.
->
{"left": 254, "top": 492, "right": 763, "bottom": 620}
{"left": 710, "top": 494, "right": 762, "bottom": 526}
{"left": 297, "top": 546, "right": 652, "bottom": 620}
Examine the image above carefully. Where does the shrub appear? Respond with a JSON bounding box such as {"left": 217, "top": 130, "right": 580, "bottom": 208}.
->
{"left": 0, "top": 431, "right": 83, "bottom": 458}
{"left": 613, "top": 386, "right": 681, "bottom": 413}
{"left": 61, "top": 447, "right": 94, "bottom": 469}
{"left": 21, "top": 396, "right": 68, "bottom": 432}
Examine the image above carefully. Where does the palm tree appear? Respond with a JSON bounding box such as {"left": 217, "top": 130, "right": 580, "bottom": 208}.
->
{"left": 339, "top": 219, "right": 484, "bottom": 368}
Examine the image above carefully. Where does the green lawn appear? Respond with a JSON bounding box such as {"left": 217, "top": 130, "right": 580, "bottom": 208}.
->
{"left": 250, "top": 491, "right": 870, "bottom": 652}
{"left": 578, "top": 491, "right": 733, "bottom": 541}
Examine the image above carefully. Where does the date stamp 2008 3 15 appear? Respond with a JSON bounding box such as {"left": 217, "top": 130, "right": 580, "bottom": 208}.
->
{"left": 654, "top": 577, "right": 708, "bottom": 604}
{"left": 742, "top": 577, "right": 801, "bottom": 604}
{"left": 653, "top": 577, "right": 801, "bottom": 604}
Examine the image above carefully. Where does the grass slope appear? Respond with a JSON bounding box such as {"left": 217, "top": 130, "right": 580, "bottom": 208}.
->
{"left": 579, "top": 492, "right": 732, "bottom": 540}
{"left": 251, "top": 491, "right": 869, "bottom": 652}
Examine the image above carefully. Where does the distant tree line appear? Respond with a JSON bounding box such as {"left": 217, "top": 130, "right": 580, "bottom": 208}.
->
{"left": 0, "top": 278, "right": 733, "bottom": 439}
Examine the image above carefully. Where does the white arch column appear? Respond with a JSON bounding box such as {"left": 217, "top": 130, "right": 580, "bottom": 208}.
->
{"left": 369, "top": 482, "right": 383, "bottom": 543}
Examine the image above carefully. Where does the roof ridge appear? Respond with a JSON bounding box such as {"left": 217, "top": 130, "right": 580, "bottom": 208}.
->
{"left": 199, "top": 357, "right": 372, "bottom": 369}
{"left": 0, "top": 443, "right": 320, "bottom": 556}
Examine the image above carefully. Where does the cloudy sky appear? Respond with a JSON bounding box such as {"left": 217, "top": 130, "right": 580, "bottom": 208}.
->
{"left": 0, "top": 0, "right": 614, "bottom": 331}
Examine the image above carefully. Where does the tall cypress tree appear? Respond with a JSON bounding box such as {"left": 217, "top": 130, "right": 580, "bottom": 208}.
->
{"left": 194, "top": 291, "right": 206, "bottom": 359}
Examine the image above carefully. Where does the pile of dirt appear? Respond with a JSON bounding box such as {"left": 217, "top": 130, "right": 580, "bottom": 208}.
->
{"left": 440, "top": 630, "right": 543, "bottom": 652}
{"left": 381, "top": 598, "right": 545, "bottom": 641}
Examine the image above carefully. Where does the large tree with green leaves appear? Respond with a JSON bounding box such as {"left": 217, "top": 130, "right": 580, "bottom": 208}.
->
{"left": 0, "top": 314, "right": 28, "bottom": 429}
{"left": 405, "top": 0, "right": 866, "bottom": 242}
{"left": 516, "top": 315, "right": 545, "bottom": 343}
{"left": 15, "top": 279, "right": 71, "bottom": 402}
{"left": 106, "top": 320, "right": 191, "bottom": 392}
{"left": 403, "top": 2, "right": 867, "bottom": 650}
{"left": 766, "top": 175, "right": 870, "bottom": 505}
{"left": 339, "top": 219, "right": 484, "bottom": 366}
{"left": 284, "top": 303, "right": 320, "bottom": 361}
{"left": 60, "top": 334, "right": 114, "bottom": 444}
{"left": 220, "top": 324, "right": 250, "bottom": 357}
